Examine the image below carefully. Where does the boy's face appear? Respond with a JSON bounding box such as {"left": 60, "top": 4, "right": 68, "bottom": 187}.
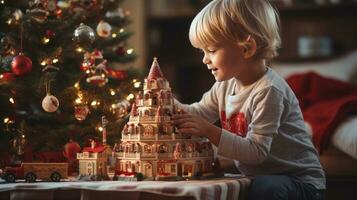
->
{"left": 197, "top": 40, "right": 246, "bottom": 82}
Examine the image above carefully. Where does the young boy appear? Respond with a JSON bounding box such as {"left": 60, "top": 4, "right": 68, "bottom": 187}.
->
{"left": 172, "top": 0, "right": 326, "bottom": 199}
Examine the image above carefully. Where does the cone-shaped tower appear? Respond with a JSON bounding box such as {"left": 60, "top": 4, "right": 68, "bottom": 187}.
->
{"left": 114, "top": 58, "right": 214, "bottom": 180}
{"left": 147, "top": 57, "right": 164, "bottom": 80}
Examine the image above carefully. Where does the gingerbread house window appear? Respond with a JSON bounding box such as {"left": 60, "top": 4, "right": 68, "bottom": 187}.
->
{"left": 144, "top": 125, "right": 155, "bottom": 135}
{"left": 162, "top": 124, "right": 171, "bottom": 134}
{"left": 159, "top": 90, "right": 165, "bottom": 99}
{"left": 164, "top": 108, "right": 171, "bottom": 116}
{"left": 150, "top": 80, "right": 156, "bottom": 88}
{"left": 143, "top": 109, "right": 150, "bottom": 116}
{"left": 128, "top": 124, "right": 135, "bottom": 134}
{"left": 158, "top": 144, "right": 168, "bottom": 153}
{"left": 171, "top": 164, "right": 176, "bottom": 173}
{"left": 144, "top": 144, "right": 152, "bottom": 153}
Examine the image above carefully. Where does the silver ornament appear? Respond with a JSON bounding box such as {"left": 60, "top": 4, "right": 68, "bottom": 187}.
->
{"left": 73, "top": 23, "right": 95, "bottom": 44}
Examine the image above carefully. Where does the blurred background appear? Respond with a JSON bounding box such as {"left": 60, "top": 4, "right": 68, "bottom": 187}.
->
{"left": 124, "top": 0, "right": 357, "bottom": 103}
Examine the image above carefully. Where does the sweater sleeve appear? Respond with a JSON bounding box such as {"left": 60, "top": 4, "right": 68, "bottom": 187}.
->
{"left": 217, "top": 87, "right": 285, "bottom": 165}
{"left": 175, "top": 82, "right": 220, "bottom": 123}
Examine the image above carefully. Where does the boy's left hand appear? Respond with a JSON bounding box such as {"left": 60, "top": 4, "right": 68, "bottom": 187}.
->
{"left": 172, "top": 113, "right": 221, "bottom": 145}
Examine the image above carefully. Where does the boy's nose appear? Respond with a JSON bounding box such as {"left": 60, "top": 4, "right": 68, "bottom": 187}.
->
{"left": 202, "top": 55, "right": 210, "bottom": 64}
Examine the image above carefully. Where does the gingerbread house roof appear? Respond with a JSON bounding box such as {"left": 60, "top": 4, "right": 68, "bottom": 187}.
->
{"left": 82, "top": 145, "right": 106, "bottom": 153}
{"left": 147, "top": 57, "right": 164, "bottom": 80}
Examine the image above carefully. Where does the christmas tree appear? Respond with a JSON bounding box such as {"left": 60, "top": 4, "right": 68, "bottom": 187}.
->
{"left": 0, "top": 0, "right": 143, "bottom": 165}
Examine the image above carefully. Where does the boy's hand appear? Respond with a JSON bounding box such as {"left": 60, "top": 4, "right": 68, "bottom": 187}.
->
{"left": 172, "top": 113, "right": 222, "bottom": 146}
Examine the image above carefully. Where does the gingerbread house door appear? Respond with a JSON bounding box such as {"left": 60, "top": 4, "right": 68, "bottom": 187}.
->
{"left": 144, "top": 163, "right": 153, "bottom": 177}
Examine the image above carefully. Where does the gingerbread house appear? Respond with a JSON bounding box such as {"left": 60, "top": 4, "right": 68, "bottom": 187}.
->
{"left": 113, "top": 58, "right": 214, "bottom": 180}
{"left": 77, "top": 143, "right": 109, "bottom": 178}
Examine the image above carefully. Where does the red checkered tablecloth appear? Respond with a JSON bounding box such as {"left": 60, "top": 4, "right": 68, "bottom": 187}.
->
{"left": 0, "top": 176, "right": 251, "bottom": 200}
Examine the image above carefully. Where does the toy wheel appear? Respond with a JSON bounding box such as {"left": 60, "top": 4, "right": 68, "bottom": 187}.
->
{"left": 25, "top": 172, "right": 36, "bottom": 183}
{"left": 50, "top": 172, "right": 61, "bottom": 182}
{"left": 5, "top": 173, "right": 16, "bottom": 183}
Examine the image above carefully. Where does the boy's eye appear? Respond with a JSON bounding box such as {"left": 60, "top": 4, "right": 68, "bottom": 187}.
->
{"left": 208, "top": 49, "right": 216, "bottom": 53}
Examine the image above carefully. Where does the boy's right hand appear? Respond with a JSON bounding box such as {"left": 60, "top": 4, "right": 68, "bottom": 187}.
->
{"left": 172, "top": 113, "right": 222, "bottom": 146}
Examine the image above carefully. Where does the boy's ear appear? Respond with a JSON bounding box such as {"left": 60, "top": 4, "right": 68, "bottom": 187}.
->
{"left": 240, "top": 36, "right": 257, "bottom": 59}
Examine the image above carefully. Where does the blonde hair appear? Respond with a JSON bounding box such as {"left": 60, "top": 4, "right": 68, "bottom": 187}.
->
{"left": 189, "top": 0, "right": 281, "bottom": 59}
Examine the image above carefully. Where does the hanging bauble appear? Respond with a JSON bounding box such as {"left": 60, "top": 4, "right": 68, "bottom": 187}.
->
{"left": 0, "top": 72, "right": 15, "bottom": 83}
{"left": 115, "top": 46, "right": 126, "bottom": 56}
{"left": 11, "top": 54, "right": 33, "bottom": 76}
{"left": 45, "top": 29, "right": 55, "bottom": 38}
{"left": 73, "top": 23, "right": 95, "bottom": 44}
{"left": 63, "top": 139, "right": 81, "bottom": 161}
{"left": 96, "top": 20, "right": 112, "bottom": 38}
{"left": 74, "top": 105, "right": 90, "bottom": 121}
{"left": 42, "top": 94, "right": 59, "bottom": 112}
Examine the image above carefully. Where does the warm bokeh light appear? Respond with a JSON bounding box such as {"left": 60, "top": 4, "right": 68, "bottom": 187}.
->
{"left": 110, "top": 89, "right": 116, "bottom": 96}
{"left": 75, "top": 98, "right": 82, "bottom": 104}
{"left": 74, "top": 82, "right": 80, "bottom": 89}
{"left": 126, "top": 48, "right": 134, "bottom": 54}
{"left": 76, "top": 47, "right": 83, "bottom": 52}
{"left": 42, "top": 37, "right": 50, "bottom": 44}
{"left": 126, "top": 93, "right": 134, "bottom": 100}
{"left": 9, "top": 97, "right": 14, "bottom": 104}
{"left": 4, "top": 118, "right": 10, "bottom": 123}
{"left": 134, "top": 82, "right": 141, "bottom": 88}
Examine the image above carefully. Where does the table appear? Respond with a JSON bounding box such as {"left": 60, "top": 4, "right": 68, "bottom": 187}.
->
{"left": 0, "top": 176, "right": 251, "bottom": 200}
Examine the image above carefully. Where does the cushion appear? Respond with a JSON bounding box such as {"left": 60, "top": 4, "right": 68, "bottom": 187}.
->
{"left": 272, "top": 50, "right": 357, "bottom": 84}
{"left": 332, "top": 116, "right": 357, "bottom": 159}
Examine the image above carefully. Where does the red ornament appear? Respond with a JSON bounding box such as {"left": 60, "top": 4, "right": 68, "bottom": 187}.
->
{"left": 74, "top": 105, "right": 90, "bottom": 121}
{"left": 0, "top": 72, "right": 15, "bottom": 82}
{"left": 45, "top": 30, "right": 55, "bottom": 38}
{"left": 11, "top": 55, "right": 32, "bottom": 76}
{"left": 63, "top": 139, "right": 81, "bottom": 162}
{"left": 115, "top": 46, "right": 126, "bottom": 56}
